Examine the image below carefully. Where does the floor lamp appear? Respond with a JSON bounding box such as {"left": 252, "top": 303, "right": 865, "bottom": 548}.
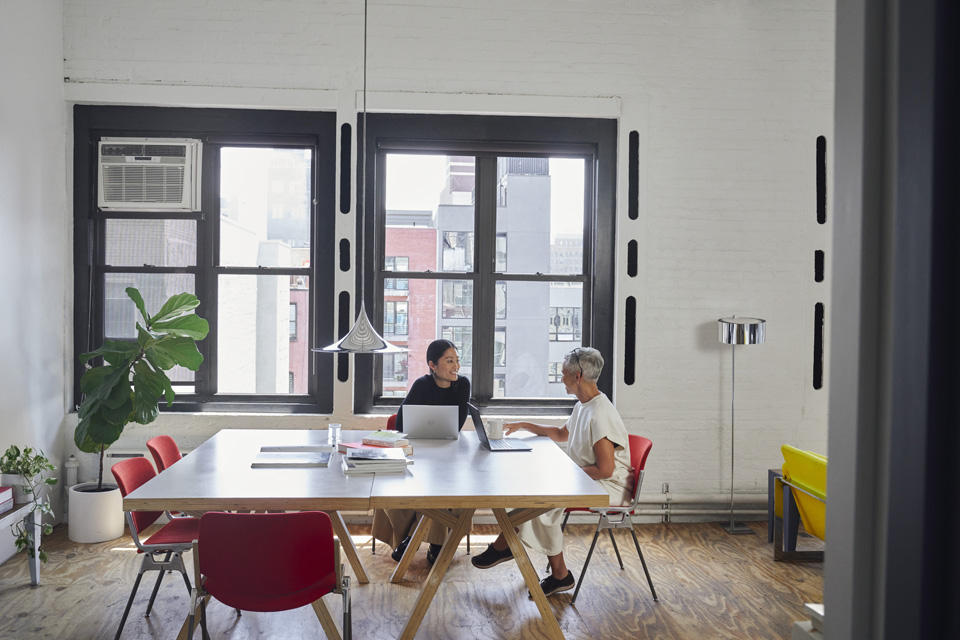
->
{"left": 718, "top": 316, "right": 765, "bottom": 535}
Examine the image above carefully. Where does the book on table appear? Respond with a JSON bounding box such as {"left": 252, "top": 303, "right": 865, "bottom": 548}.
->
{"left": 340, "top": 457, "right": 410, "bottom": 475}
{"left": 339, "top": 441, "right": 414, "bottom": 456}
{"left": 251, "top": 451, "right": 332, "bottom": 468}
{"left": 345, "top": 448, "right": 407, "bottom": 462}
{"left": 259, "top": 444, "right": 335, "bottom": 453}
{"left": 361, "top": 430, "right": 410, "bottom": 447}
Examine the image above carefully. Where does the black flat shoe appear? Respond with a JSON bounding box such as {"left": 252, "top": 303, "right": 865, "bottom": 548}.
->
{"left": 470, "top": 543, "right": 514, "bottom": 569}
{"left": 391, "top": 535, "right": 412, "bottom": 562}
{"left": 528, "top": 571, "right": 576, "bottom": 599}
{"left": 427, "top": 543, "right": 442, "bottom": 565}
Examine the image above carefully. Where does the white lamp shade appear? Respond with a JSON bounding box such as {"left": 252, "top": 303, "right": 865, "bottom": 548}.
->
{"left": 718, "top": 317, "right": 765, "bottom": 345}
{"left": 314, "top": 301, "right": 407, "bottom": 354}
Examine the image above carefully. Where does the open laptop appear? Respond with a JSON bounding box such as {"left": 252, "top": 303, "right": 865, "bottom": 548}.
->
{"left": 469, "top": 404, "right": 532, "bottom": 452}
{"left": 401, "top": 404, "right": 460, "bottom": 439}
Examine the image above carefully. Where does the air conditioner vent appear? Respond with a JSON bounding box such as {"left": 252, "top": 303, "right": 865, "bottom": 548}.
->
{"left": 98, "top": 137, "right": 201, "bottom": 212}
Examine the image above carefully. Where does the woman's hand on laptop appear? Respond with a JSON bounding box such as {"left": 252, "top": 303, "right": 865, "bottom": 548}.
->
{"left": 504, "top": 421, "right": 528, "bottom": 436}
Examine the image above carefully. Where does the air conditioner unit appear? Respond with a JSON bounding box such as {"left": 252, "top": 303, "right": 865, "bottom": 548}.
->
{"left": 98, "top": 137, "right": 202, "bottom": 211}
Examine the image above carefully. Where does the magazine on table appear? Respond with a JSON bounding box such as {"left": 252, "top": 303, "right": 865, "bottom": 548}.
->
{"left": 251, "top": 451, "right": 332, "bottom": 468}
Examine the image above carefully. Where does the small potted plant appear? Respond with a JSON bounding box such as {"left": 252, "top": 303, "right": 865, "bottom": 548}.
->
{"left": 1, "top": 445, "right": 57, "bottom": 562}
{"left": 70, "top": 287, "right": 208, "bottom": 543}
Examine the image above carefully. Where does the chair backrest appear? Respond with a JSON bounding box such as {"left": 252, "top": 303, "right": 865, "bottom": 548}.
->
{"left": 111, "top": 457, "right": 162, "bottom": 533}
{"left": 198, "top": 511, "right": 337, "bottom": 612}
{"left": 386, "top": 413, "right": 397, "bottom": 431}
{"left": 146, "top": 435, "right": 182, "bottom": 472}
{"left": 781, "top": 445, "right": 827, "bottom": 540}
{"left": 628, "top": 435, "right": 653, "bottom": 508}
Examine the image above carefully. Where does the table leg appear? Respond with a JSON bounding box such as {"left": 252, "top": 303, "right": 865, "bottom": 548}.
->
{"left": 327, "top": 510, "right": 369, "bottom": 584}
{"left": 391, "top": 513, "right": 429, "bottom": 584}
{"left": 398, "top": 509, "right": 474, "bottom": 640}
{"left": 494, "top": 508, "right": 565, "bottom": 640}
{"left": 26, "top": 508, "right": 40, "bottom": 586}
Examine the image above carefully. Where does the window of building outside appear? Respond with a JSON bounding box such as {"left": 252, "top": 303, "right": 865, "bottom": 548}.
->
{"left": 356, "top": 114, "right": 616, "bottom": 410}
{"left": 73, "top": 106, "right": 337, "bottom": 412}
{"left": 548, "top": 362, "right": 563, "bottom": 383}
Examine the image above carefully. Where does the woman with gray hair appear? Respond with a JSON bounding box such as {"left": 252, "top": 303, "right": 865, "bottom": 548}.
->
{"left": 470, "top": 347, "right": 632, "bottom": 598}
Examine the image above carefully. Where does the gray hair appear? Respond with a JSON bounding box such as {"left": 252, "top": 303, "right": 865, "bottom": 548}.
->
{"left": 563, "top": 347, "right": 604, "bottom": 382}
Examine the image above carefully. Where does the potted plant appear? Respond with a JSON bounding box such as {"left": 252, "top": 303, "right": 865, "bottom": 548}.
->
{"left": 1, "top": 445, "right": 57, "bottom": 562}
{"left": 70, "top": 287, "right": 208, "bottom": 543}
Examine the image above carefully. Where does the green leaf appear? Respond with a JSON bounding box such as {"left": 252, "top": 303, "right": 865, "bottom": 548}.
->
{"left": 101, "top": 396, "right": 133, "bottom": 425}
{"left": 75, "top": 413, "right": 122, "bottom": 452}
{"left": 152, "top": 314, "right": 210, "bottom": 340}
{"left": 146, "top": 336, "right": 204, "bottom": 371}
{"left": 79, "top": 339, "right": 140, "bottom": 366}
{"left": 103, "top": 376, "right": 132, "bottom": 410}
{"left": 150, "top": 292, "right": 200, "bottom": 325}
{"left": 137, "top": 323, "right": 153, "bottom": 349}
{"left": 77, "top": 395, "right": 101, "bottom": 420}
{"left": 126, "top": 287, "right": 149, "bottom": 325}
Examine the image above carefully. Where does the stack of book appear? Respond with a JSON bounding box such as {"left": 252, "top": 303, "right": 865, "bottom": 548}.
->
{"left": 251, "top": 444, "right": 334, "bottom": 468}
{"left": 341, "top": 447, "right": 412, "bottom": 475}
{"left": 338, "top": 439, "right": 413, "bottom": 456}
{"left": 0, "top": 486, "right": 13, "bottom": 515}
{"left": 362, "top": 430, "right": 410, "bottom": 447}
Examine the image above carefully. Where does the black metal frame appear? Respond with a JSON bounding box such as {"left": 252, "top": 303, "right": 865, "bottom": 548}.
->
{"left": 73, "top": 106, "right": 338, "bottom": 413}
{"left": 353, "top": 114, "right": 618, "bottom": 414}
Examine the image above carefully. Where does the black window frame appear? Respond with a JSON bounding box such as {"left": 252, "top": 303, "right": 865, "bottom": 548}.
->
{"left": 353, "top": 114, "right": 616, "bottom": 414}
{"left": 73, "top": 106, "right": 338, "bottom": 413}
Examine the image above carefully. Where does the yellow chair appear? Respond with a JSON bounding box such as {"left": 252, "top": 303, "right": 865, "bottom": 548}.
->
{"left": 770, "top": 445, "right": 826, "bottom": 562}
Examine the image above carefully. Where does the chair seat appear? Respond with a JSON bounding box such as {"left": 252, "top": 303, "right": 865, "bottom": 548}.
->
{"left": 204, "top": 572, "right": 338, "bottom": 612}
{"left": 141, "top": 516, "right": 200, "bottom": 551}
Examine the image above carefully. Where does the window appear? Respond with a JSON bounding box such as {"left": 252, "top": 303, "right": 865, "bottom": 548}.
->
{"left": 384, "top": 301, "right": 408, "bottom": 336}
{"left": 73, "top": 106, "right": 337, "bottom": 412}
{"left": 385, "top": 256, "right": 409, "bottom": 291}
{"left": 356, "top": 114, "right": 616, "bottom": 409}
{"left": 549, "top": 307, "right": 582, "bottom": 341}
{"left": 548, "top": 362, "right": 563, "bottom": 383}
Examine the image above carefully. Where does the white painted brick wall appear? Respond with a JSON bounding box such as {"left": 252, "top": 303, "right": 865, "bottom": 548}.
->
{"left": 58, "top": 0, "right": 835, "bottom": 506}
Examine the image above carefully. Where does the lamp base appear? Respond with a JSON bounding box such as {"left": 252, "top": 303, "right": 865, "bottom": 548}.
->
{"left": 721, "top": 521, "right": 755, "bottom": 535}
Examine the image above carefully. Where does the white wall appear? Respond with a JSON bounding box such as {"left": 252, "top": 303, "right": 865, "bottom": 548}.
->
{"left": 0, "top": 1, "right": 68, "bottom": 515}
{"left": 52, "top": 1, "right": 834, "bottom": 505}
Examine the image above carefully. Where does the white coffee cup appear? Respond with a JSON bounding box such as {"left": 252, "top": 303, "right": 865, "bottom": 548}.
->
{"left": 486, "top": 418, "right": 504, "bottom": 440}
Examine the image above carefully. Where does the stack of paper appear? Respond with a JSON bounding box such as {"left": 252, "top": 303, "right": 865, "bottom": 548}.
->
{"left": 341, "top": 447, "right": 412, "bottom": 475}
{"left": 339, "top": 440, "right": 414, "bottom": 456}
{"left": 361, "top": 430, "right": 410, "bottom": 447}
{"left": 251, "top": 449, "right": 332, "bottom": 468}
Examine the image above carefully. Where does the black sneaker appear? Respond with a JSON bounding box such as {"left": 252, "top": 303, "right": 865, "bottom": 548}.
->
{"left": 471, "top": 543, "right": 514, "bottom": 569}
{"left": 391, "top": 536, "right": 411, "bottom": 562}
{"left": 528, "top": 571, "right": 576, "bottom": 598}
{"left": 427, "top": 543, "right": 443, "bottom": 565}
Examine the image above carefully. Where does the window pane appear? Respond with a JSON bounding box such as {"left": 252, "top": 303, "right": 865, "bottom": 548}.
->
{"left": 383, "top": 154, "right": 475, "bottom": 273}
{"left": 218, "top": 274, "right": 310, "bottom": 394}
{"left": 105, "top": 219, "right": 196, "bottom": 267}
{"left": 442, "top": 280, "right": 473, "bottom": 319}
{"left": 382, "top": 353, "right": 409, "bottom": 397}
{"left": 495, "top": 280, "right": 582, "bottom": 398}
{"left": 220, "top": 147, "right": 312, "bottom": 268}
{"left": 441, "top": 325, "right": 473, "bottom": 369}
{"left": 496, "top": 157, "right": 585, "bottom": 275}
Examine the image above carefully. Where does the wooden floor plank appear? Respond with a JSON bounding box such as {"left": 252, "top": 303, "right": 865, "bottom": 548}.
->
{"left": 0, "top": 521, "right": 822, "bottom": 639}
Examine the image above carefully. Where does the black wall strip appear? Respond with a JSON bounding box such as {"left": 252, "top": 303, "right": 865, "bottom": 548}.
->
{"left": 337, "top": 291, "right": 350, "bottom": 382}
{"left": 816, "top": 135, "right": 827, "bottom": 224}
{"left": 813, "top": 302, "right": 824, "bottom": 389}
{"left": 624, "top": 296, "right": 636, "bottom": 385}
{"left": 627, "top": 240, "right": 638, "bottom": 277}
{"left": 628, "top": 131, "right": 639, "bottom": 220}
{"left": 815, "top": 250, "right": 824, "bottom": 282}
{"left": 339, "top": 238, "right": 351, "bottom": 272}
{"left": 339, "top": 123, "right": 352, "bottom": 214}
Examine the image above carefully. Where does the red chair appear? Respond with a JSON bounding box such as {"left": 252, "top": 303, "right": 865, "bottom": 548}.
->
{"left": 111, "top": 457, "right": 200, "bottom": 640}
{"left": 146, "top": 435, "right": 182, "bottom": 472}
{"left": 188, "top": 511, "right": 351, "bottom": 639}
{"left": 386, "top": 413, "right": 398, "bottom": 431}
{"left": 560, "top": 434, "right": 658, "bottom": 604}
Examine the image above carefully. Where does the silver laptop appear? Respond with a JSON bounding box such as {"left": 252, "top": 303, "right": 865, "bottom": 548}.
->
{"left": 401, "top": 405, "right": 460, "bottom": 439}
{"left": 469, "top": 404, "right": 532, "bottom": 452}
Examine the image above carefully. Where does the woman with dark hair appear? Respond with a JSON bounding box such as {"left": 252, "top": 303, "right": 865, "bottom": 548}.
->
{"left": 371, "top": 339, "right": 471, "bottom": 565}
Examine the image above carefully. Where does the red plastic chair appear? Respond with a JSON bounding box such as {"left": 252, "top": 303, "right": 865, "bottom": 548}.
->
{"left": 560, "top": 434, "right": 658, "bottom": 604}
{"left": 111, "top": 457, "right": 200, "bottom": 640}
{"left": 146, "top": 435, "right": 182, "bottom": 472}
{"left": 386, "top": 413, "right": 398, "bottom": 430}
{"left": 188, "top": 511, "right": 351, "bottom": 639}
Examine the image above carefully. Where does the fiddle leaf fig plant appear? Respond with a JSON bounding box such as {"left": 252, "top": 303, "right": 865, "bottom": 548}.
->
{"left": 76, "top": 287, "right": 208, "bottom": 490}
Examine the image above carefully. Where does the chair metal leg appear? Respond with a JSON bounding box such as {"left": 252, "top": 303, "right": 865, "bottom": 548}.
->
{"left": 143, "top": 568, "right": 166, "bottom": 616}
{"left": 629, "top": 527, "right": 658, "bottom": 601}
{"left": 342, "top": 575, "right": 352, "bottom": 640}
{"left": 561, "top": 511, "right": 571, "bottom": 532}
{"left": 570, "top": 527, "right": 602, "bottom": 604}
{"left": 466, "top": 532, "right": 470, "bottom": 553}
{"left": 608, "top": 528, "right": 625, "bottom": 570}
{"left": 199, "top": 597, "right": 211, "bottom": 640}
{"left": 114, "top": 571, "right": 145, "bottom": 640}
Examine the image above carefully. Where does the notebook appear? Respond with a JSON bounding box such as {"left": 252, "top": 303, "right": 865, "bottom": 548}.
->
{"left": 469, "top": 404, "right": 532, "bottom": 452}
{"left": 401, "top": 404, "right": 460, "bottom": 439}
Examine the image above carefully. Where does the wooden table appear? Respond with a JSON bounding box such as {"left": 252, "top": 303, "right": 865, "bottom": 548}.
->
{"left": 371, "top": 434, "right": 607, "bottom": 640}
{"left": 123, "top": 428, "right": 607, "bottom": 640}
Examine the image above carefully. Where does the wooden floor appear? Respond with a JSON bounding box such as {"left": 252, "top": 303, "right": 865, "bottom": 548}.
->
{"left": 0, "top": 520, "right": 822, "bottom": 639}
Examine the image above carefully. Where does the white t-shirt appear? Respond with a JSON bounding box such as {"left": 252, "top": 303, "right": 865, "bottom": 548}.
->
{"left": 566, "top": 392, "right": 633, "bottom": 505}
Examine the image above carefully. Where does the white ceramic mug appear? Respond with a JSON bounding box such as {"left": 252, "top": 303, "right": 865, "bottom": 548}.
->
{"left": 486, "top": 418, "right": 504, "bottom": 440}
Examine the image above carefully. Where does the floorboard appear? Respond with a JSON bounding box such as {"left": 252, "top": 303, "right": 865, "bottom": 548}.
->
{"left": 0, "top": 521, "right": 822, "bottom": 639}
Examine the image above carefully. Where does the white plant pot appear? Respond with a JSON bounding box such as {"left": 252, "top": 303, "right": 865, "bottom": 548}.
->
{"left": 0, "top": 473, "right": 30, "bottom": 504}
{"left": 68, "top": 482, "right": 124, "bottom": 543}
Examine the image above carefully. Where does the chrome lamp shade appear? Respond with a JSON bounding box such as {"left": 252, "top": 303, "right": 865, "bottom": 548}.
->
{"left": 717, "top": 316, "right": 765, "bottom": 535}
{"left": 316, "top": 302, "right": 406, "bottom": 354}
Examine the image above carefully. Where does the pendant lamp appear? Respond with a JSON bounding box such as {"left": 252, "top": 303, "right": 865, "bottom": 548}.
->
{"left": 315, "top": 0, "right": 405, "bottom": 355}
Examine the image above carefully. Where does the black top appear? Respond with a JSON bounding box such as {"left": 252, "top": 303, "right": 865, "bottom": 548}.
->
{"left": 396, "top": 374, "right": 471, "bottom": 433}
